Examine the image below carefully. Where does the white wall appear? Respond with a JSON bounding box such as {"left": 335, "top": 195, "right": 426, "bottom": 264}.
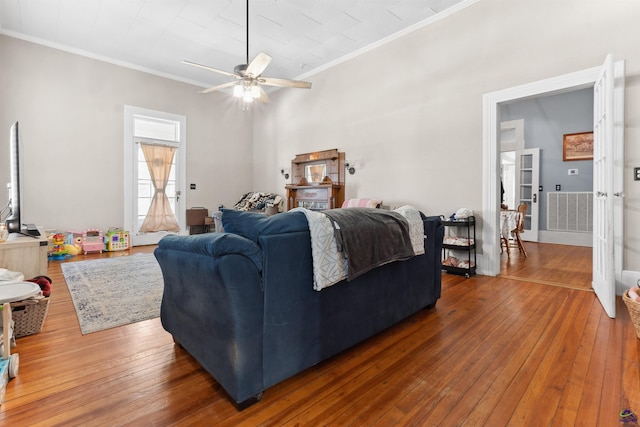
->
{"left": 2, "top": 0, "right": 640, "bottom": 271}
{"left": 253, "top": 0, "right": 640, "bottom": 271}
{"left": 0, "top": 35, "right": 253, "bottom": 233}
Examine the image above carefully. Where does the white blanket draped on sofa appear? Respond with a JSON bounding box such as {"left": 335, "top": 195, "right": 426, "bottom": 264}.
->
{"left": 292, "top": 206, "right": 424, "bottom": 291}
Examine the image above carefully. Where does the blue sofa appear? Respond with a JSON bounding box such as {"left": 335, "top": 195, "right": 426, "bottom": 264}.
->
{"left": 154, "top": 209, "right": 444, "bottom": 409}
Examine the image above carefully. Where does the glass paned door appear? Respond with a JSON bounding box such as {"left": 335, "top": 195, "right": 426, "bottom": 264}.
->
{"left": 124, "top": 106, "right": 186, "bottom": 246}
{"left": 515, "top": 148, "right": 539, "bottom": 242}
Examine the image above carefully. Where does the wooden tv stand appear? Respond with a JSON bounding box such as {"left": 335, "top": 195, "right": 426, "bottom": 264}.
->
{"left": 0, "top": 233, "right": 48, "bottom": 279}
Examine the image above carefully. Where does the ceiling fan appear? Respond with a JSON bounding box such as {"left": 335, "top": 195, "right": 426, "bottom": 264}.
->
{"left": 182, "top": 0, "right": 312, "bottom": 107}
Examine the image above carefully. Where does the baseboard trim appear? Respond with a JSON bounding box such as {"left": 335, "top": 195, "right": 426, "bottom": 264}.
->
{"left": 537, "top": 230, "right": 592, "bottom": 247}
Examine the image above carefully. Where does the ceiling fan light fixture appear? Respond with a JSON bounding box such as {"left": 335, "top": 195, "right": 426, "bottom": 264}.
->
{"left": 233, "top": 84, "right": 244, "bottom": 98}
{"left": 251, "top": 85, "right": 261, "bottom": 98}
{"left": 242, "top": 90, "right": 254, "bottom": 103}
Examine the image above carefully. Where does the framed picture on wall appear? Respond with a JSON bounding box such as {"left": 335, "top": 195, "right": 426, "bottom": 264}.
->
{"left": 563, "top": 131, "right": 594, "bottom": 161}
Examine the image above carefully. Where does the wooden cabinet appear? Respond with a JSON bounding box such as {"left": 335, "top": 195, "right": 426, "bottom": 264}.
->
{"left": 285, "top": 149, "right": 345, "bottom": 211}
{"left": 0, "top": 233, "right": 48, "bottom": 279}
{"left": 286, "top": 184, "right": 344, "bottom": 211}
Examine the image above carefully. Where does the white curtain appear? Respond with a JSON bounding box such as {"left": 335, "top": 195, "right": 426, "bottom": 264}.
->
{"left": 139, "top": 143, "right": 180, "bottom": 233}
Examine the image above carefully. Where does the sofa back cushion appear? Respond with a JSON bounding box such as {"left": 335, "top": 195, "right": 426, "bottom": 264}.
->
{"left": 221, "top": 209, "right": 308, "bottom": 243}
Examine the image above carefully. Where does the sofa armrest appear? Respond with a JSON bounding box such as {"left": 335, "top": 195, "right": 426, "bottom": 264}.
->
{"left": 157, "top": 232, "right": 263, "bottom": 271}
{"left": 422, "top": 215, "right": 444, "bottom": 299}
{"left": 154, "top": 234, "right": 265, "bottom": 405}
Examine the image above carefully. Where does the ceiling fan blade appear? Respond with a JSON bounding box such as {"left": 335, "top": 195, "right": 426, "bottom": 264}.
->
{"left": 182, "top": 60, "right": 238, "bottom": 78}
{"left": 259, "top": 77, "right": 312, "bottom": 89}
{"left": 246, "top": 52, "right": 272, "bottom": 77}
{"left": 199, "top": 81, "right": 238, "bottom": 94}
{"left": 258, "top": 86, "right": 270, "bottom": 104}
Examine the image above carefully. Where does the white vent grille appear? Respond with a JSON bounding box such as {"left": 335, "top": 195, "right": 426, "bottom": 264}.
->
{"left": 547, "top": 192, "right": 593, "bottom": 232}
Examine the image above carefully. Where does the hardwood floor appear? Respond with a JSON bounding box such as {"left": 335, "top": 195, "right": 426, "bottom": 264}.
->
{"left": 1, "top": 245, "right": 637, "bottom": 426}
{"left": 500, "top": 241, "right": 593, "bottom": 291}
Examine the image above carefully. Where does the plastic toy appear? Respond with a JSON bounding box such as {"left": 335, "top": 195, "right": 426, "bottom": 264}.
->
{"left": 0, "top": 302, "right": 19, "bottom": 403}
{"left": 64, "top": 231, "right": 84, "bottom": 254}
{"left": 49, "top": 233, "right": 68, "bottom": 260}
{"left": 105, "top": 229, "right": 130, "bottom": 252}
{"left": 64, "top": 244, "right": 81, "bottom": 256}
{"left": 0, "top": 281, "right": 39, "bottom": 403}
{"left": 82, "top": 229, "right": 103, "bottom": 254}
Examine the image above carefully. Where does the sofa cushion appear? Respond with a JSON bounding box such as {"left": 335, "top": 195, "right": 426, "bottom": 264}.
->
{"left": 158, "top": 232, "right": 263, "bottom": 271}
{"left": 221, "top": 209, "right": 308, "bottom": 243}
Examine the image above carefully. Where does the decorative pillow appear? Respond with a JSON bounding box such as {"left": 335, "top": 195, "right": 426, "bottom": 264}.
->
{"left": 342, "top": 198, "right": 382, "bottom": 208}
{"left": 221, "top": 209, "right": 308, "bottom": 243}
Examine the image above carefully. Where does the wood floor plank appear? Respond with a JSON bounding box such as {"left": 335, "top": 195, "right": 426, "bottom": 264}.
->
{"left": 550, "top": 296, "right": 600, "bottom": 427}
{"left": 420, "top": 280, "right": 564, "bottom": 426}
{"left": 597, "top": 298, "right": 628, "bottom": 426}
{"left": 458, "top": 285, "right": 571, "bottom": 426}
{"left": 506, "top": 291, "right": 594, "bottom": 425}
{"left": 0, "top": 242, "right": 636, "bottom": 426}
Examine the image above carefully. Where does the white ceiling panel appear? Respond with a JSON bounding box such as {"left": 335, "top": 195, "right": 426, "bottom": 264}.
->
{"left": 137, "top": 0, "right": 188, "bottom": 27}
{"left": 0, "top": 0, "right": 473, "bottom": 88}
{"left": 20, "top": 0, "right": 58, "bottom": 39}
{"left": 0, "top": 0, "right": 22, "bottom": 30}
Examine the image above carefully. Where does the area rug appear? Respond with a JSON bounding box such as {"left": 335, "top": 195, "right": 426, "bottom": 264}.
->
{"left": 61, "top": 253, "right": 163, "bottom": 334}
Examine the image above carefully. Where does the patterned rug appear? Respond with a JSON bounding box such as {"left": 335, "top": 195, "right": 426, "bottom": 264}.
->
{"left": 61, "top": 253, "right": 163, "bottom": 334}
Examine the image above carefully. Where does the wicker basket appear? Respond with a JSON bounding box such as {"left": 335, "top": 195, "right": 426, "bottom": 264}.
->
{"left": 10, "top": 297, "right": 50, "bottom": 338}
{"left": 622, "top": 290, "right": 640, "bottom": 339}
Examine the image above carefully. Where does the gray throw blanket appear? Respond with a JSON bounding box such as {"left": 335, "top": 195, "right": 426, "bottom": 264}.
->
{"left": 322, "top": 208, "right": 416, "bottom": 281}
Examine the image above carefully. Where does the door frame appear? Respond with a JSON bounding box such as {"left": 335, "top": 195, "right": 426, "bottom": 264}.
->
{"left": 482, "top": 62, "right": 624, "bottom": 290}
{"left": 123, "top": 105, "right": 187, "bottom": 245}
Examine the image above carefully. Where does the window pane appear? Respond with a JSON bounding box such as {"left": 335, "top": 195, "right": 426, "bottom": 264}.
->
{"left": 138, "top": 180, "right": 152, "bottom": 198}
{"left": 138, "top": 197, "right": 151, "bottom": 216}
{"left": 134, "top": 116, "right": 179, "bottom": 141}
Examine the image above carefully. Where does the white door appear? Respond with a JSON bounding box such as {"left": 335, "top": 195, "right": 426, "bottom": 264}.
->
{"left": 592, "top": 55, "right": 615, "bottom": 318}
{"left": 124, "top": 106, "right": 187, "bottom": 246}
{"left": 515, "top": 148, "right": 540, "bottom": 242}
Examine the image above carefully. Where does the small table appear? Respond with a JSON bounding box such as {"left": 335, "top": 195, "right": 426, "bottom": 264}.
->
{"left": 0, "top": 282, "right": 40, "bottom": 304}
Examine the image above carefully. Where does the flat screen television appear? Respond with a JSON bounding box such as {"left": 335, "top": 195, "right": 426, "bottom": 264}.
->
{"left": 5, "top": 121, "right": 22, "bottom": 234}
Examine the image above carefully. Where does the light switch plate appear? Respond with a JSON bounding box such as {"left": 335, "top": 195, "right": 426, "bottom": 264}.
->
{"left": 635, "top": 167, "right": 640, "bottom": 181}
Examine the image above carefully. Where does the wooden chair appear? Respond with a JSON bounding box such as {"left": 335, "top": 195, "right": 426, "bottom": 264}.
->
{"left": 501, "top": 203, "right": 528, "bottom": 258}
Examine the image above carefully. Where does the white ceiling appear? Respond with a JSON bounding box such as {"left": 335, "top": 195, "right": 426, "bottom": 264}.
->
{"left": 0, "top": 0, "right": 470, "bottom": 90}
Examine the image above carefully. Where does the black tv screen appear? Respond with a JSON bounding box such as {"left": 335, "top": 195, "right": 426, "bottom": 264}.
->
{"left": 5, "top": 121, "right": 22, "bottom": 233}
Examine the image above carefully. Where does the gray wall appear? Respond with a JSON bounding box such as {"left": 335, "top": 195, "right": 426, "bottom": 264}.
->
{"left": 501, "top": 88, "right": 594, "bottom": 231}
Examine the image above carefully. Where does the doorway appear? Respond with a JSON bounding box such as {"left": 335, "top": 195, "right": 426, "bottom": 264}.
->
{"left": 482, "top": 58, "right": 625, "bottom": 317}
{"left": 498, "top": 94, "right": 593, "bottom": 291}
{"left": 500, "top": 90, "right": 594, "bottom": 247}
{"left": 123, "top": 106, "right": 187, "bottom": 246}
